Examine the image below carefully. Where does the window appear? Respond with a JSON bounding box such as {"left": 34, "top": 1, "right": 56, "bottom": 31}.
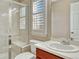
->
{"left": 20, "top": 7, "right": 26, "bottom": 29}
{"left": 32, "top": 0, "right": 47, "bottom": 35}
{"left": 20, "top": 7, "right": 26, "bottom": 17}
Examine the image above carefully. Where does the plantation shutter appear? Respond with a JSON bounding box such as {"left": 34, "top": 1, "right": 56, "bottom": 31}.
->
{"left": 32, "top": 0, "right": 47, "bottom": 35}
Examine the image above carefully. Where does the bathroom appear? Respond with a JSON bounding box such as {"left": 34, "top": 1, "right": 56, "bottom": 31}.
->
{"left": 0, "top": 0, "right": 79, "bottom": 59}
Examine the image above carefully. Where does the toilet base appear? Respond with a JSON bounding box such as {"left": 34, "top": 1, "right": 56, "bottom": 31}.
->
{"left": 15, "top": 52, "right": 35, "bottom": 59}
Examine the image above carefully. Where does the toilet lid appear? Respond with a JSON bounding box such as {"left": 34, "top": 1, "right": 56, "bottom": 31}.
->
{"left": 15, "top": 52, "right": 35, "bottom": 59}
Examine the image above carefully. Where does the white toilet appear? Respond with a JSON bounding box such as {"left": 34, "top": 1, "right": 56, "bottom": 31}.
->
{"left": 15, "top": 40, "right": 42, "bottom": 59}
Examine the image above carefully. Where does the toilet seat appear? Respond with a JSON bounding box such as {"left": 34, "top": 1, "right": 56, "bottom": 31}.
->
{"left": 15, "top": 52, "right": 35, "bottom": 59}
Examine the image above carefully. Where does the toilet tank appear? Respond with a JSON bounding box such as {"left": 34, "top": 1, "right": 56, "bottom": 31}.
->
{"left": 30, "top": 40, "right": 43, "bottom": 54}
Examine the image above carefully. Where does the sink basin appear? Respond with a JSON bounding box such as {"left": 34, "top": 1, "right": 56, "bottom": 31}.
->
{"left": 47, "top": 41, "right": 79, "bottom": 53}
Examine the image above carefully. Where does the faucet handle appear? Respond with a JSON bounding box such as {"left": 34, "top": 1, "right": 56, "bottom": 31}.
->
{"left": 61, "top": 40, "right": 70, "bottom": 45}
{"left": 71, "top": 37, "right": 74, "bottom": 41}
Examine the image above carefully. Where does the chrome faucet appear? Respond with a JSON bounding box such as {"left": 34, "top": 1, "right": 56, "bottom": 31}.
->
{"left": 61, "top": 40, "right": 70, "bottom": 45}
{"left": 61, "top": 37, "right": 74, "bottom": 45}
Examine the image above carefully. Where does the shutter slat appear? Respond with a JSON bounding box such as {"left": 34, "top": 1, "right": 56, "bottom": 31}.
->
{"left": 32, "top": 0, "right": 47, "bottom": 35}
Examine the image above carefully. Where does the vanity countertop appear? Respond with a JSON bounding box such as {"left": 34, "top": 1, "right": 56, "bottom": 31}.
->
{"left": 35, "top": 41, "right": 79, "bottom": 59}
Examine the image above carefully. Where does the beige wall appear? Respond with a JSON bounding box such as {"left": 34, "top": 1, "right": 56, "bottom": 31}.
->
{"left": 51, "top": 0, "right": 70, "bottom": 39}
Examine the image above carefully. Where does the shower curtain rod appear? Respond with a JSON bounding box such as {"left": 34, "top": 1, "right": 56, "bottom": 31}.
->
{"left": 7, "top": 0, "right": 27, "bottom": 6}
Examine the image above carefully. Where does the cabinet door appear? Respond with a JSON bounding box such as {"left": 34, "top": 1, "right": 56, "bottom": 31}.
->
{"left": 36, "top": 56, "right": 41, "bottom": 59}
{"left": 36, "top": 48, "right": 64, "bottom": 59}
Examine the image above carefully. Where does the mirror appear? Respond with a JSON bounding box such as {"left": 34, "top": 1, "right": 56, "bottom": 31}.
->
{"left": 70, "top": 0, "right": 79, "bottom": 41}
